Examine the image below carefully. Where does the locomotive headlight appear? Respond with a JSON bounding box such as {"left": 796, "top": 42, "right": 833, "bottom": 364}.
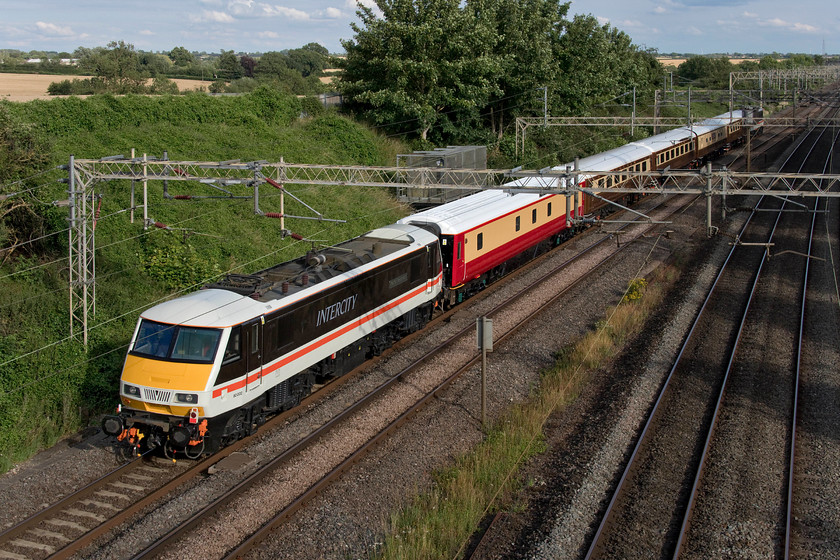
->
{"left": 123, "top": 383, "right": 141, "bottom": 397}
{"left": 175, "top": 393, "right": 198, "bottom": 404}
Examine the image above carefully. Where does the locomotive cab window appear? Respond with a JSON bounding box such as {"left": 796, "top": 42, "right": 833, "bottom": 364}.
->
{"left": 223, "top": 326, "right": 241, "bottom": 364}
{"left": 132, "top": 319, "right": 220, "bottom": 363}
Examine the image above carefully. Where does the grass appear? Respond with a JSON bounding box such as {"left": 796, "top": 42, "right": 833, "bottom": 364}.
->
{"left": 0, "top": 91, "right": 412, "bottom": 473}
{"left": 379, "top": 266, "right": 678, "bottom": 559}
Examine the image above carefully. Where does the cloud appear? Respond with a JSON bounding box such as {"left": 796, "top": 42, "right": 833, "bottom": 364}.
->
{"left": 139, "top": 29, "right": 156, "bottom": 36}
{"left": 677, "top": 0, "right": 748, "bottom": 5}
{"left": 742, "top": 12, "right": 821, "bottom": 34}
{"left": 618, "top": 19, "right": 645, "bottom": 28}
{"left": 653, "top": 6, "right": 667, "bottom": 14}
{"left": 261, "top": 5, "right": 311, "bottom": 20}
{"left": 191, "top": 10, "right": 236, "bottom": 23}
{"left": 322, "top": 7, "right": 344, "bottom": 18}
{"left": 35, "top": 21, "right": 74, "bottom": 36}
{"left": 257, "top": 30, "right": 280, "bottom": 38}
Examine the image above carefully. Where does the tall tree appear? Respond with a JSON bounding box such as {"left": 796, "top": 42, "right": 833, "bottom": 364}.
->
{"left": 341, "top": 0, "right": 491, "bottom": 141}
{"left": 169, "top": 46, "right": 194, "bottom": 66}
{"left": 91, "top": 41, "right": 147, "bottom": 93}
{"left": 217, "top": 50, "right": 242, "bottom": 80}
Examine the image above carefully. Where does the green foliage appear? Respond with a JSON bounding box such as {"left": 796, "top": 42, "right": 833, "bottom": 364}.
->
{"left": 340, "top": 0, "right": 661, "bottom": 146}
{"left": 676, "top": 56, "right": 734, "bottom": 89}
{"left": 169, "top": 46, "right": 194, "bottom": 66}
{"left": 622, "top": 277, "right": 647, "bottom": 303}
{"left": 141, "top": 236, "right": 221, "bottom": 291}
{"left": 0, "top": 90, "right": 409, "bottom": 473}
{"left": 217, "top": 50, "right": 243, "bottom": 81}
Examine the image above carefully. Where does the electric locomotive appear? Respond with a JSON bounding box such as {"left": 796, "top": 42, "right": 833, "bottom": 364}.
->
{"left": 103, "top": 223, "right": 442, "bottom": 456}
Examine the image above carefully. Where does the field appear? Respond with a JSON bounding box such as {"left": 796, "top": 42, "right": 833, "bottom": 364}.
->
{"left": 0, "top": 73, "right": 213, "bottom": 101}
{"left": 658, "top": 58, "right": 760, "bottom": 67}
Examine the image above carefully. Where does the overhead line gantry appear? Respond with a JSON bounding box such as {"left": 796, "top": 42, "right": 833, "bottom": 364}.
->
{"left": 65, "top": 155, "right": 840, "bottom": 345}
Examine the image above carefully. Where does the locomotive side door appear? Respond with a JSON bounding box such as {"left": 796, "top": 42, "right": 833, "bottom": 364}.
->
{"left": 243, "top": 318, "right": 263, "bottom": 391}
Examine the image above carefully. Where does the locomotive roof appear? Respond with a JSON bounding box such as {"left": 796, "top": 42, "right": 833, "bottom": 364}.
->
{"left": 399, "top": 189, "right": 546, "bottom": 234}
{"left": 140, "top": 224, "right": 437, "bottom": 328}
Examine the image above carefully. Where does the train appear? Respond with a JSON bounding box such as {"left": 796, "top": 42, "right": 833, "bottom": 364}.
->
{"left": 101, "top": 109, "right": 761, "bottom": 456}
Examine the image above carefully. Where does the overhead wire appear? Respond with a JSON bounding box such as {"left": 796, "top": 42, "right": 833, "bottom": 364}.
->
{"left": 0, "top": 200, "right": 402, "bottom": 394}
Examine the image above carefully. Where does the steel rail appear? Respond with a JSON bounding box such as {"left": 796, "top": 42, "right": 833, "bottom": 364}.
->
{"left": 219, "top": 196, "right": 684, "bottom": 560}
{"left": 127, "top": 196, "right": 679, "bottom": 560}
{"left": 784, "top": 113, "right": 838, "bottom": 556}
{"left": 672, "top": 194, "right": 787, "bottom": 557}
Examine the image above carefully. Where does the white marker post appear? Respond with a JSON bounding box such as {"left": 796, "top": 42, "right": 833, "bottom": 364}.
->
{"left": 477, "top": 317, "right": 493, "bottom": 430}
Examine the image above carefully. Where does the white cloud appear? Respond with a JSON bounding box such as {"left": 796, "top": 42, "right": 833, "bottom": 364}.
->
{"left": 596, "top": 15, "right": 610, "bottom": 25}
{"left": 35, "top": 21, "right": 74, "bottom": 36}
{"left": 653, "top": 6, "right": 667, "bottom": 14}
{"left": 618, "top": 19, "right": 645, "bottom": 29}
{"left": 753, "top": 16, "right": 821, "bottom": 33}
{"left": 192, "top": 10, "right": 236, "bottom": 23}
{"left": 322, "top": 7, "right": 344, "bottom": 18}
{"left": 139, "top": 29, "right": 155, "bottom": 36}
{"left": 261, "top": 5, "right": 311, "bottom": 20}
{"left": 790, "top": 22, "right": 819, "bottom": 32}
{"left": 257, "top": 30, "right": 280, "bottom": 38}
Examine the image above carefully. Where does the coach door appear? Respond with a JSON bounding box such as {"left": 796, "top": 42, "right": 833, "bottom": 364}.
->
{"left": 243, "top": 319, "right": 263, "bottom": 391}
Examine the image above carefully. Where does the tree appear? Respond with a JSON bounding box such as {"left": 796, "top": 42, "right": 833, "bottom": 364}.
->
{"left": 285, "top": 47, "right": 326, "bottom": 77}
{"left": 217, "top": 50, "right": 242, "bottom": 80}
{"left": 169, "top": 46, "right": 193, "bottom": 66}
{"left": 676, "top": 56, "right": 733, "bottom": 88}
{"left": 340, "top": 0, "right": 488, "bottom": 141}
{"left": 139, "top": 52, "right": 172, "bottom": 77}
{"left": 302, "top": 42, "right": 329, "bottom": 57}
{"left": 255, "top": 51, "right": 289, "bottom": 78}
{"left": 90, "top": 41, "right": 147, "bottom": 93}
{"left": 240, "top": 55, "right": 257, "bottom": 78}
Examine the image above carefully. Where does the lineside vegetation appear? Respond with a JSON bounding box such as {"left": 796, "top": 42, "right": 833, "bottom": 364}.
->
{"left": 379, "top": 268, "right": 676, "bottom": 559}
{"left": 0, "top": 88, "right": 408, "bottom": 472}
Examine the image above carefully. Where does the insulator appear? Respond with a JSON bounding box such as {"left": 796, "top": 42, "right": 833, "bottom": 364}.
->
{"left": 301, "top": 273, "right": 309, "bottom": 286}
{"left": 282, "top": 281, "right": 289, "bottom": 294}
{"left": 174, "top": 194, "right": 192, "bottom": 200}
{"left": 265, "top": 212, "right": 284, "bottom": 219}
{"left": 290, "top": 232, "right": 304, "bottom": 240}
{"left": 154, "top": 222, "right": 168, "bottom": 229}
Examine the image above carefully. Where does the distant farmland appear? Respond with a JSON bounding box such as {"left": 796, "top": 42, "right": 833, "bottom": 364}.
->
{"left": 0, "top": 73, "right": 213, "bottom": 101}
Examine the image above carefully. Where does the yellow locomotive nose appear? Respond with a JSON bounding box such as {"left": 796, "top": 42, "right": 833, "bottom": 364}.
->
{"left": 120, "top": 354, "right": 211, "bottom": 416}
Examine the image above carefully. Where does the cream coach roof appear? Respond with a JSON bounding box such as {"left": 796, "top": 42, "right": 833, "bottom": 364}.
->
{"left": 399, "top": 189, "right": 547, "bottom": 235}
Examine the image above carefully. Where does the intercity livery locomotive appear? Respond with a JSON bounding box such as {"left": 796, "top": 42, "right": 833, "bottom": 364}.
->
{"left": 102, "top": 224, "right": 443, "bottom": 455}
{"left": 103, "top": 110, "right": 760, "bottom": 455}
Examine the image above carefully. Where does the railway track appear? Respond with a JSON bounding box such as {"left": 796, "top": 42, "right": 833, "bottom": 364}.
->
{"left": 583, "top": 98, "right": 840, "bottom": 560}
{"left": 113, "top": 195, "right": 688, "bottom": 559}
{"left": 0, "top": 190, "right": 677, "bottom": 560}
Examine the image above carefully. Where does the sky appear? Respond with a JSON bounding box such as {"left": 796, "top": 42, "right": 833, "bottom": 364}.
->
{"left": 1, "top": 0, "right": 838, "bottom": 56}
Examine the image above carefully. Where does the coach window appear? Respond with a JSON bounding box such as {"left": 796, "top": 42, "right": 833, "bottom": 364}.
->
{"left": 457, "top": 242, "right": 462, "bottom": 260}
{"left": 515, "top": 216, "right": 521, "bottom": 232}
{"left": 547, "top": 202, "right": 552, "bottom": 217}
{"left": 532, "top": 208, "right": 537, "bottom": 224}
{"left": 477, "top": 233, "right": 483, "bottom": 251}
